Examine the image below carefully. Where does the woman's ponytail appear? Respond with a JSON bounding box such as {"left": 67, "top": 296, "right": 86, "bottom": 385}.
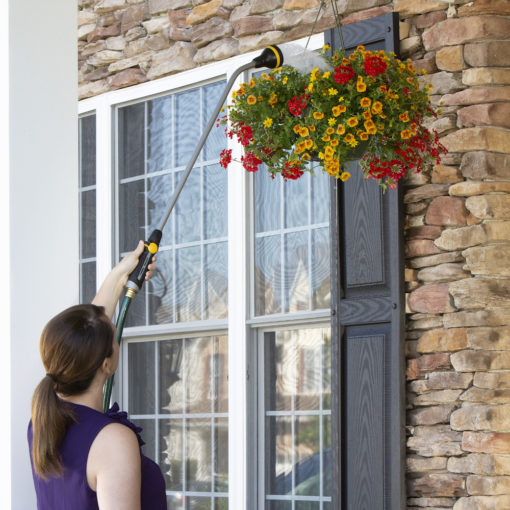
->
{"left": 31, "top": 374, "right": 75, "bottom": 479}
{"left": 30, "top": 304, "right": 115, "bottom": 480}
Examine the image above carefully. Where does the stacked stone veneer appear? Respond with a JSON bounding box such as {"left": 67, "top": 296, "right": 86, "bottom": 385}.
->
{"left": 78, "top": 0, "right": 510, "bottom": 508}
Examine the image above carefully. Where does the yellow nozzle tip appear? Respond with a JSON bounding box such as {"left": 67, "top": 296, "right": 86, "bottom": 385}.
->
{"left": 148, "top": 243, "right": 158, "bottom": 254}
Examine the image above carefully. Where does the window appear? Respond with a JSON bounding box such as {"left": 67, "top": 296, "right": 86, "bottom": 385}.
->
{"left": 78, "top": 113, "right": 97, "bottom": 303}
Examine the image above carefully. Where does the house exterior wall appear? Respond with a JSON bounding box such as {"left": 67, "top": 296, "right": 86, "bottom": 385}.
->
{"left": 77, "top": 0, "right": 510, "bottom": 508}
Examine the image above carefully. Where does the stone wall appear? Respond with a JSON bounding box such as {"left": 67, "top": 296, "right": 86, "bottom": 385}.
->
{"left": 78, "top": 0, "right": 510, "bottom": 508}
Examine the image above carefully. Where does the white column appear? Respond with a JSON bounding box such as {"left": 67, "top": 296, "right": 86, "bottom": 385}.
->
{"left": 8, "top": 1, "right": 77, "bottom": 508}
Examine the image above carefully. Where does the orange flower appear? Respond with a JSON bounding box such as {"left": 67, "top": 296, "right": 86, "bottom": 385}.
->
{"left": 360, "top": 97, "right": 371, "bottom": 108}
{"left": 308, "top": 125, "right": 316, "bottom": 132}
{"left": 359, "top": 132, "right": 369, "bottom": 141}
{"left": 326, "top": 127, "right": 335, "bottom": 135}
{"left": 371, "top": 101, "right": 383, "bottom": 115}
{"left": 364, "top": 119, "right": 375, "bottom": 131}
{"left": 293, "top": 125, "right": 302, "bottom": 134}
{"left": 401, "top": 129, "right": 412, "bottom": 139}
{"left": 340, "top": 171, "right": 351, "bottom": 182}
{"left": 363, "top": 110, "right": 372, "bottom": 120}
{"left": 357, "top": 81, "right": 367, "bottom": 92}
{"left": 332, "top": 105, "right": 346, "bottom": 117}
{"left": 300, "top": 127, "right": 310, "bottom": 137}
{"left": 322, "top": 135, "right": 331, "bottom": 142}
{"left": 399, "top": 112, "right": 410, "bottom": 122}
{"left": 304, "top": 139, "right": 313, "bottom": 149}
{"left": 347, "top": 117, "right": 358, "bottom": 127}
{"left": 336, "top": 124, "right": 345, "bottom": 135}
{"left": 330, "top": 138, "right": 339, "bottom": 147}
{"left": 247, "top": 95, "right": 257, "bottom": 105}
{"left": 313, "top": 111, "right": 325, "bottom": 120}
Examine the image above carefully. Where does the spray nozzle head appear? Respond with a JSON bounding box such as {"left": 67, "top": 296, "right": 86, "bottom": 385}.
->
{"left": 252, "top": 45, "right": 283, "bottom": 69}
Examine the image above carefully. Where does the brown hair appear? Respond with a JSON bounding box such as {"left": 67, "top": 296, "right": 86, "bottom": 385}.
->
{"left": 31, "top": 304, "right": 115, "bottom": 479}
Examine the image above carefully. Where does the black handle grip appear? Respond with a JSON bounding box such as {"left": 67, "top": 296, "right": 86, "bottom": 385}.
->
{"left": 127, "top": 229, "right": 162, "bottom": 293}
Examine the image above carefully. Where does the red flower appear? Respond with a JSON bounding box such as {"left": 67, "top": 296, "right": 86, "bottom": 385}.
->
{"left": 281, "top": 161, "right": 304, "bottom": 180}
{"left": 363, "top": 56, "right": 388, "bottom": 76}
{"left": 333, "top": 65, "right": 355, "bottom": 84}
{"left": 236, "top": 123, "right": 254, "bottom": 146}
{"left": 219, "top": 149, "right": 232, "bottom": 169}
{"left": 241, "top": 151, "right": 262, "bottom": 173}
{"left": 288, "top": 93, "right": 309, "bottom": 117}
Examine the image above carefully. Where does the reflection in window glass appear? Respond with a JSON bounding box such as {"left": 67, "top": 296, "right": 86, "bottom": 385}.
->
{"left": 79, "top": 114, "right": 96, "bottom": 304}
{"left": 117, "top": 81, "right": 228, "bottom": 327}
{"left": 128, "top": 335, "right": 228, "bottom": 509}
{"left": 264, "top": 327, "right": 331, "bottom": 508}
{"left": 254, "top": 171, "right": 330, "bottom": 316}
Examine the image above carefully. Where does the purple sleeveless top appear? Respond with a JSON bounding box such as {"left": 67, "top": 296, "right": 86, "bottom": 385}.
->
{"left": 27, "top": 402, "right": 167, "bottom": 510}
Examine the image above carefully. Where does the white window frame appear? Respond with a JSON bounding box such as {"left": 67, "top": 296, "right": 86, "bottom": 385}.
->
{"left": 78, "top": 32, "right": 325, "bottom": 510}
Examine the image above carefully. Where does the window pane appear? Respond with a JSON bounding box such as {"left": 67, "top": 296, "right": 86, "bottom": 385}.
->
{"left": 284, "top": 231, "right": 309, "bottom": 313}
{"left": 80, "top": 261, "right": 96, "bottom": 304}
{"left": 214, "top": 498, "right": 228, "bottom": 510}
{"left": 204, "top": 164, "right": 227, "bottom": 240}
{"left": 311, "top": 172, "right": 329, "bottom": 224}
{"left": 119, "top": 179, "right": 145, "bottom": 254}
{"left": 176, "top": 89, "right": 200, "bottom": 167}
{"left": 148, "top": 173, "right": 174, "bottom": 244}
{"left": 148, "top": 95, "right": 173, "bottom": 173}
{"left": 79, "top": 115, "right": 96, "bottom": 188}
{"left": 186, "top": 419, "right": 212, "bottom": 492}
{"left": 81, "top": 190, "right": 96, "bottom": 259}
{"left": 118, "top": 103, "right": 145, "bottom": 179}
{"left": 184, "top": 337, "right": 211, "bottom": 415}
{"left": 266, "top": 502, "right": 291, "bottom": 510}
{"left": 254, "top": 168, "right": 280, "bottom": 234}
{"left": 264, "top": 327, "right": 331, "bottom": 507}
{"left": 205, "top": 243, "right": 228, "bottom": 320}
{"left": 175, "top": 168, "right": 201, "bottom": 244}
{"left": 213, "top": 336, "right": 228, "bottom": 414}
{"left": 214, "top": 418, "right": 228, "bottom": 492}
{"left": 128, "top": 342, "right": 155, "bottom": 414}
{"left": 132, "top": 418, "right": 156, "bottom": 462}
{"left": 285, "top": 175, "right": 309, "bottom": 229}
{"left": 176, "top": 246, "right": 201, "bottom": 322}
{"left": 203, "top": 81, "right": 227, "bottom": 161}
{"left": 189, "top": 497, "right": 212, "bottom": 510}
{"left": 159, "top": 338, "right": 183, "bottom": 414}
{"left": 160, "top": 419, "right": 183, "bottom": 491}
{"left": 312, "top": 228, "right": 330, "bottom": 310}
{"left": 255, "top": 235, "right": 282, "bottom": 315}
{"left": 149, "top": 248, "right": 174, "bottom": 325}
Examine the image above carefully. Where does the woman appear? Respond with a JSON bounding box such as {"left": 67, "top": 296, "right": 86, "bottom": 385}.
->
{"left": 28, "top": 241, "right": 166, "bottom": 510}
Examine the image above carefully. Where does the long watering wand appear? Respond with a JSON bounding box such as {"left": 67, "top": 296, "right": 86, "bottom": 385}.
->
{"left": 103, "top": 45, "right": 286, "bottom": 412}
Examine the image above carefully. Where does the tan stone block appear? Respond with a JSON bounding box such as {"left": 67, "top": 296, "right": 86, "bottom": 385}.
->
{"left": 247, "top": 0, "right": 283, "bottom": 13}
{"left": 465, "top": 42, "right": 510, "bottom": 68}
{"left": 186, "top": 0, "right": 221, "bottom": 26}
{"left": 432, "top": 165, "right": 462, "bottom": 184}
{"left": 460, "top": 152, "right": 510, "bottom": 180}
{"left": 87, "top": 22, "right": 122, "bottom": 43}
{"left": 423, "top": 16, "right": 510, "bottom": 51}
{"left": 145, "top": 32, "right": 170, "bottom": 50}
{"left": 428, "top": 114, "right": 457, "bottom": 135}
{"left": 458, "top": 103, "right": 510, "bottom": 130}
{"left": 452, "top": 182, "right": 510, "bottom": 197}
{"left": 169, "top": 25, "right": 192, "bottom": 42}
{"left": 282, "top": 0, "right": 319, "bottom": 10}
{"left": 105, "top": 35, "right": 127, "bottom": 51}
{"left": 417, "top": 328, "right": 467, "bottom": 353}
{"left": 408, "top": 405, "right": 456, "bottom": 425}
{"left": 142, "top": 17, "right": 169, "bottom": 33}
{"left": 399, "top": 21, "right": 410, "bottom": 40}
{"left": 414, "top": 389, "right": 463, "bottom": 405}
{"left": 463, "top": 432, "right": 510, "bottom": 454}
{"left": 407, "top": 455, "right": 448, "bottom": 472}
{"left": 272, "top": 8, "right": 319, "bottom": 29}
{"left": 408, "top": 425, "right": 463, "bottom": 457}
{"left": 341, "top": 5, "right": 393, "bottom": 25}
{"left": 146, "top": 42, "right": 196, "bottom": 79}
{"left": 407, "top": 225, "right": 443, "bottom": 240}
{"left": 434, "top": 225, "right": 486, "bottom": 251}
{"left": 467, "top": 195, "right": 510, "bottom": 220}
{"left": 190, "top": 17, "right": 233, "bottom": 48}
{"left": 450, "top": 278, "right": 510, "bottom": 309}
{"left": 95, "top": 0, "right": 126, "bottom": 14}
{"left": 413, "top": 56, "right": 438, "bottom": 75}
{"left": 78, "top": 10, "right": 98, "bottom": 27}
{"left": 441, "top": 128, "right": 510, "bottom": 155}
{"left": 407, "top": 201, "right": 428, "bottom": 216}
{"left": 405, "top": 184, "right": 451, "bottom": 204}
{"left": 87, "top": 50, "right": 124, "bottom": 66}
{"left": 409, "top": 315, "right": 445, "bottom": 330}
{"left": 107, "top": 51, "right": 153, "bottom": 72}
{"left": 125, "top": 26, "right": 146, "bottom": 41}
{"left": 410, "top": 473, "right": 467, "bottom": 497}
{"left": 426, "top": 196, "right": 468, "bottom": 227}
{"left": 461, "top": 387, "right": 510, "bottom": 404}
{"left": 458, "top": 0, "right": 510, "bottom": 16}
{"left": 78, "top": 79, "right": 109, "bottom": 100}
{"left": 436, "top": 46, "right": 465, "bottom": 72}
{"left": 420, "top": 71, "right": 463, "bottom": 95}
{"left": 451, "top": 350, "right": 510, "bottom": 372}
{"left": 408, "top": 283, "right": 454, "bottom": 313}
{"left": 400, "top": 36, "right": 421, "bottom": 56}
{"left": 406, "top": 239, "right": 443, "bottom": 258}
{"left": 449, "top": 453, "right": 510, "bottom": 475}
{"left": 125, "top": 38, "right": 147, "bottom": 57}
{"left": 81, "top": 40, "right": 107, "bottom": 57}
{"left": 107, "top": 68, "right": 147, "bottom": 90}
{"left": 120, "top": 4, "right": 150, "bottom": 33}
{"left": 464, "top": 246, "right": 510, "bottom": 277}
{"left": 148, "top": 0, "right": 173, "bottom": 14}
{"left": 467, "top": 474, "right": 510, "bottom": 495}
{"left": 418, "top": 263, "right": 470, "bottom": 283}
{"left": 238, "top": 31, "right": 285, "bottom": 54}
{"left": 232, "top": 15, "right": 273, "bottom": 37}
{"left": 394, "top": 0, "right": 446, "bottom": 16}
{"left": 475, "top": 372, "right": 510, "bottom": 390}
{"left": 413, "top": 10, "right": 447, "bottom": 29}
{"left": 463, "top": 68, "right": 510, "bottom": 87}
{"left": 442, "top": 87, "right": 510, "bottom": 107}
{"left": 444, "top": 309, "right": 510, "bottom": 329}
{"left": 410, "top": 372, "right": 473, "bottom": 392}
{"left": 467, "top": 326, "right": 510, "bottom": 350}
{"left": 453, "top": 495, "right": 510, "bottom": 509}
{"left": 410, "top": 251, "right": 464, "bottom": 269}
{"left": 194, "top": 38, "right": 240, "bottom": 64}
{"left": 407, "top": 353, "right": 452, "bottom": 380}
{"left": 452, "top": 404, "right": 510, "bottom": 431}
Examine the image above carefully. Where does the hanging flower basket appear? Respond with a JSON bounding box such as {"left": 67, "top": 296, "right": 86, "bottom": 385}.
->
{"left": 219, "top": 45, "right": 447, "bottom": 190}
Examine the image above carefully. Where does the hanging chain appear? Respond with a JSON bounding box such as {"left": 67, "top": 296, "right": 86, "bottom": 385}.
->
{"left": 304, "top": 0, "right": 345, "bottom": 53}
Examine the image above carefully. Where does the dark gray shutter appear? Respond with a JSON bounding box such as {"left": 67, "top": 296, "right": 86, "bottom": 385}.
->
{"left": 326, "top": 13, "right": 406, "bottom": 510}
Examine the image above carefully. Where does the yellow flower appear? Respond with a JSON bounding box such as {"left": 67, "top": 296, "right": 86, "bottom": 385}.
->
{"left": 326, "top": 127, "right": 335, "bottom": 135}
{"left": 364, "top": 119, "right": 375, "bottom": 131}
{"left": 283, "top": 76, "right": 288, "bottom": 85}
{"left": 313, "top": 112, "right": 325, "bottom": 120}
{"left": 360, "top": 97, "right": 371, "bottom": 108}
{"left": 328, "top": 118, "right": 337, "bottom": 126}
{"left": 330, "top": 138, "right": 339, "bottom": 147}
{"left": 258, "top": 96, "right": 263, "bottom": 101}
{"left": 379, "top": 85, "right": 387, "bottom": 93}
{"left": 247, "top": 95, "right": 257, "bottom": 105}
{"left": 332, "top": 104, "right": 346, "bottom": 117}
{"left": 321, "top": 135, "right": 331, "bottom": 142}
{"left": 357, "top": 82, "right": 367, "bottom": 92}
{"left": 324, "top": 146, "right": 335, "bottom": 161}
{"left": 295, "top": 141, "right": 307, "bottom": 153}
{"left": 340, "top": 171, "right": 351, "bottom": 182}
{"left": 308, "top": 125, "right": 316, "bottom": 132}
{"left": 401, "top": 129, "right": 412, "bottom": 139}
{"left": 322, "top": 44, "right": 330, "bottom": 51}
{"left": 269, "top": 93, "right": 278, "bottom": 106}
{"left": 300, "top": 127, "right": 309, "bottom": 137}
{"left": 310, "top": 67, "right": 319, "bottom": 82}
{"left": 347, "top": 117, "right": 358, "bottom": 127}
{"left": 323, "top": 72, "right": 331, "bottom": 79}
{"left": 249, "top": 78, "right": 255, "bottom": 88}
{"left": 363, "top": 110, "right": 372, "bottom": 120}
{"left": 308, "top": 83, "right": 314, "bottom": 92}
{"left": 344, "top": 133, "right": 355, "bottom": 144}
{"left": 293, "top": 125, "right": 302, "bottom": 134}
{"left": 263, "top": 117, "right": 273, "bottom": 128}
{"left": 359, "top": 132, "right": 369, "bottom": 141}
{"left": 329, "top": 88, "right": 338, "bottom": 96}
{"left": 372, "top": 101, "right": 383, "bottom": 114}
{"left": 356, "top": 45, "right": 365, "bottom": 51}
{"left": 305, "top": 139, "right": 313, "bottom": 149}
{"left": 336, "top": 124, "right": 345, "bottom": 135}
{"left": 399, "top": 112, "right": 410, "bottom": 122}
{"left": 367, "top": 126, "right": 377, "bottom": 135}
{"left": 302, "top": 152, "right": 311, "bottom": 161}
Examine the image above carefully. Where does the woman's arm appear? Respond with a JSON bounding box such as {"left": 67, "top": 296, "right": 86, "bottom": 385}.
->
{"left": 92, "top": 241, "right": 156, "bottom": 320}
{"left": 87, "top": 423, "right": 142, "bottom": 510}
